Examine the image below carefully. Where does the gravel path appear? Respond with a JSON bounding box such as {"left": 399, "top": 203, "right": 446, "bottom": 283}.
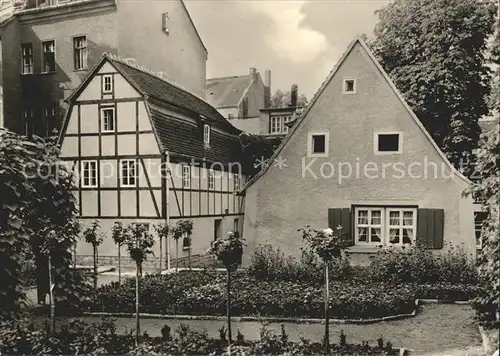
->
{"left": 73, "top": 304, "right": 480, "bottom": 355}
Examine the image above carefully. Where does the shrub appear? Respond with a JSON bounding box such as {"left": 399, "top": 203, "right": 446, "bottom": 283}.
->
{"left": 94, "top": 271, "right": 416, "bottom": 320}
{"left": 368, "top": 244, "right": 478, "bottom": 285}
{"left": 248, "top": 245, "right": 352, "bottom": 283}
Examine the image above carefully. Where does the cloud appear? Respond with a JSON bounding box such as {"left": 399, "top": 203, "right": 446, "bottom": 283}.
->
{"left": 244, "top": 1, "right": 328, "bottom": 63}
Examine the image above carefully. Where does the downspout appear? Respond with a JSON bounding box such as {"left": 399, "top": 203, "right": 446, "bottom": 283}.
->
{"left": 165, "top": 150, "right": 171, "bottom": 271}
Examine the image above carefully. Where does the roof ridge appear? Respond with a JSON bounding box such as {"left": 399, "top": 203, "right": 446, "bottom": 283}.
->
{"left": 207, "top": 75, "right": 249, "bottom": 81}
{"left": 105, "top": 53, "right": 210, "bottom": 104}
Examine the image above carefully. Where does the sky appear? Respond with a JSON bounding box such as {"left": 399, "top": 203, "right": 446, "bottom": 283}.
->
{"left": 185, "top": 0, "right": 391, "bottom": 99}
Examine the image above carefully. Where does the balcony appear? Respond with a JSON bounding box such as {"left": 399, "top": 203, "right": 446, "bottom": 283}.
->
{"left": 12, "top": 0, "right": 105, "bottom": 13}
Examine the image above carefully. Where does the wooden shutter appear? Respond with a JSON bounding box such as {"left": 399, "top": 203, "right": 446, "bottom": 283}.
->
{"left": 416, "top": 208, "right": 444, "bottom": 249}
{"left": 328, "top": 208, "right": 353, "bottom": 245}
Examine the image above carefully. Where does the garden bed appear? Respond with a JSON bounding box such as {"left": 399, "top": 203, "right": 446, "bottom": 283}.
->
{"left": 92, "top": 270, "right": 417, "bottom": 320}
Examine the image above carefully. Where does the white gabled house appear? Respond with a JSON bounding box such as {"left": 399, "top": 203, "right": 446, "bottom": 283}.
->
{"left": 59, "top": 54, "right": 245, "bottom": 267}
{"left": 240, "top": 37, "right": 476, "bottom": 265}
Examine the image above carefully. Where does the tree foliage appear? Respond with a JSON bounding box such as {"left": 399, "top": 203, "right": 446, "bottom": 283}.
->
{"left": 371, "top": 0, "right": 497, "bottom": 172}
{"left": 0, "top": 130, "right": 82, "bottom": 319}
{"left": 240, "top": 133, "right": 283, "bottom": 178}
{"left": 270, "top": 89, "right": 308, "bottom": 109}
{"left": 469, "top": 11, "right": 500, "bottom": 330}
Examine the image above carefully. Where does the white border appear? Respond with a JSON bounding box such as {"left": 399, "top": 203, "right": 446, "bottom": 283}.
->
{"left": 307, "top": 131, "right": 329, "bottom": 158}
{"left": 342, "top": 77, "right": 357, "bottom": 94}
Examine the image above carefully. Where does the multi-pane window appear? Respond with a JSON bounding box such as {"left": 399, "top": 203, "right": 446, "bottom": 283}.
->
{"left": 44, "top": 105, "right": 56, "bottom": 136}
{"left": 283, "top": 116, "right": 293, "bottom": 133}
{"left": 23, "top": 108, "right": 34, "bottom": 136}
{"left": 182, "top": 165, "right": 191, "bottom": 188}
{"left": 474, "top": 212, "right": 488, "bottom": 249}
{"left": 102, "top": 75, "right": 113, "bottom": 94}
{"left": 270, "top": 116, "right": 282, "bottom": 134}
{"left": 81, "top": 160, "right": 97, "bottom": 188}
{"left": 203, "top": 124, "right": 211, "bottom": 145}
{"left": 208, "top": 169, "right": 215, "bottom": 190}
{"left": 121, "top": 160, "right": 137, "bottom": 187}
{"left": 21, "top": 43, "right": 34, "bottom": 74}
{"left": 101, "top": 107, "right": 115, "bottom": 132}
{"left": 73, "top": 36, "right": 88, "bottom": 70}
{"left": 233, "top": 174, "right": 240, "bottom": 191}
{"left": 132, "top": 223, "right": 150, "bottom": 237}
{"left": 182, "top": 233, "right": 191, "bottom": 249}
{"left": 355, "top": 207, "right": 416, "bottom": 246}
{"left": 42, "top": 40, "right": 55, "bottom": 73}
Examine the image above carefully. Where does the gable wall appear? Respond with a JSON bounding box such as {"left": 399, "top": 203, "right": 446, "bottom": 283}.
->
{"left": 243, "top": 42, "right": 474, "bottom": 264}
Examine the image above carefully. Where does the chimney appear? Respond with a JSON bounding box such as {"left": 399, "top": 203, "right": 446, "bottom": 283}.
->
{"left": 290, "top": 84, "right": 298, "bottom": 107}
{"left": 249, "top": 67, "right": 257, "bottom": 83}
{"left": 264, "top": 69, "right": 271, "bottom": 108}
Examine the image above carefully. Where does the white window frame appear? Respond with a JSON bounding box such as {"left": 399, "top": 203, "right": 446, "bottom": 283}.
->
{"left": 162, "top": 13, "right": 169, "bottom": 34}
{"left": 374, "top": 131, "right": 403, "bottom": 155}
{"left": 120, "top": 159, "right": 137, "bottom": 187}
{"left": 81, "top": 160, "right": 98, "bottom": 188}
{"left": 182, "top": 232, "right": 191, "bottom": 250}
{"left": 307, "top": 131, "right": 329, "bottom": 158}
{"left": 101, "top": 107, "right": 115, "bottom": 132}
{"left": 182, "top": 165, "right": 191, "bottom": 188}
{"left": 102, "top": 74, "right": 113, "bottom": 94}
{"left": 41, "top": 40, "right": 56, "bottom": 74}
{"left": 354, "top": 206, "right": 417, "bottom": 246}
{"left": 208, "top": 169, "right": 215, "bottom": 190}
{"left": 21, "top": 43, "right": 34, "bottom": 75}
{"left": 23, "top": 108, "right": 34, "bottom": 135}
{"left": 73, "top": 35, "right": 88, "bottom": 71}
{"left": 203, "top": 124, "right": 211, "bottom": 145}
{"left": 342, "top": 77, "right": 357, "bottom": 94}
{"left": 270, "top": 116, "right": 282, "bottom": 134}
{"left": 131, "top": 222, "right": 150, "bottom": 237}
{"left": 283, "top": 116, "right": 293, "bottom": 133}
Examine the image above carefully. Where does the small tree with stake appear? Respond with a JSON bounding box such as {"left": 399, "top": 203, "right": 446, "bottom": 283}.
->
{"left": 154, "top": 222, "right": 170, "bottom": 272}
{"left": 83, "top": 220, "right": 103, "bottom": 296}
{"left": 171, "top": 220, "right": 193, "bottom": 271}
{"left": 209, "top": 230, "right": 244, "bottom": 350}
{"left": 124, "top": 223, "right": 155, "bottom": 345}
{"left": 111, "top": 222, "right": 126, "bottom": 285}
{"left": 299, "top": 225, "right": 349, "bottom": 355}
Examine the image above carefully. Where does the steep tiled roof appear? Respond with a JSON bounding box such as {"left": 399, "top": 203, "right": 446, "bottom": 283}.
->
{"left": 206, "top": 75, "right": 250, "bottom": 108}
{"left": 106, "top": 56, "right": 239, "bottom": 134}
{"left": 149, "top": 107, "right": 242, "bottom": 165}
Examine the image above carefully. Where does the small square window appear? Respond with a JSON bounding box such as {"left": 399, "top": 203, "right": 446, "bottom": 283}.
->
{"left": 101, "top": 107, "right": 115, "bottom": 132}
{"left": 102, "top": 75, "right": 113, "bottom": 94}
{"left": 307, "top": 132, "right": 329, "bottom": 157}
{"left": 375, "top": 133, "right": 402, "bottom": 154}
{"left": 343, "top": 78, "right": 356, "bottom": 94}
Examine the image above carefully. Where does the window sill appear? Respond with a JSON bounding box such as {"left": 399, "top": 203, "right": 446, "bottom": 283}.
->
{"left": 74, "top": 68, "right": 88, "bottom": 72}
{"left": 182, "top": 246, "right": 191, "bottom": 251}
{"left": 41, "top": 71, "right": 56, "bottom": 75}
{"left": 346, "top": 245, "right": 411, "bottom": 254}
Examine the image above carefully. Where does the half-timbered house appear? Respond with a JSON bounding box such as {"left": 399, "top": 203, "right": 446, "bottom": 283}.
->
{"left": 59, "top": 54, "right": 245, "bottom": 267}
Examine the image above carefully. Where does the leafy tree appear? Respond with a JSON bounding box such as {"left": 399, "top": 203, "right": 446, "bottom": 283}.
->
{"left": 270, "top": 89, "right": 308, "bottom": 109}
{"left": 209, "top": 231, "right": 244, "bottom": 348}
{"left": 0, "top": 130, "right": 81, "bottom": 320}
{"left": 124, "top": 223, "right": 155, "bottom": 344}
{"left": 111, "top": 221, "right": 126, "bottom": 285}
{"left": 370, "top": 0, "right": 497, "bottom": 173}
{"left": 299, "top": 226, "right": 350, "bottom": 354}
{"left": 468, "top": 10, "right": 500, "bottom": 331}
{"left": 83, "top": 220, "right": 103, "bottom": 296}
{"left": 240, "top": 134, "right": 283, "bottom": 178}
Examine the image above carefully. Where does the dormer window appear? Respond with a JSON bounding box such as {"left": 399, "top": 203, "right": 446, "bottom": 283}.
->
{"left": 203, "top": 124, "right": 211, "bottom": 145}
{"left": 343, "top": 78, "right": 357, "bottom": 94}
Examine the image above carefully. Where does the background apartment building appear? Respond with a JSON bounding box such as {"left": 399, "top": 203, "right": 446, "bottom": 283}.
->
{"left": 0, "top": 0, "right": 207, "bottom": 135}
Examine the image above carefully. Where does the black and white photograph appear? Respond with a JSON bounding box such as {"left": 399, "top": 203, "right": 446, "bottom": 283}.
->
{"left": 0, "top": 0, "right": 499, "bottom": 354}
